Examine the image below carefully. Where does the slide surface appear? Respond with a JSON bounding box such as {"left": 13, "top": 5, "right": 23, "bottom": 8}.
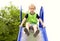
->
{"left": 17, "top": 27, "right": 48, "bottom": 41}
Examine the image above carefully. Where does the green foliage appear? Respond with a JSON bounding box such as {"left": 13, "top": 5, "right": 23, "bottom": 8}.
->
{"left": 0, "top": 4, "right": 25, "bottom": 41}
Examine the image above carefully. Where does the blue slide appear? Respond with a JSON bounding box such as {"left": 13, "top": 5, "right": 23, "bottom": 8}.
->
{"left": 39, "top": 6, "right": 48, "bottom": 41}
{"left": 17, "top": 6, "right": 48, "bottom": 41}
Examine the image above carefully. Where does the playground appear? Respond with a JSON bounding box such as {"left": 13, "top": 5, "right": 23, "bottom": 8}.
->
{"left": 17, "top": 6, "right": 48, "bottom": 41}
{"left": 0, "top": 0, "right": 60, "bottom": 41}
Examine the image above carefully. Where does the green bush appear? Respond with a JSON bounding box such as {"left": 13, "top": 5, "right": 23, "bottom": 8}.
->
{"left": 0, "top": 4, "right": 25, "bottom": 41}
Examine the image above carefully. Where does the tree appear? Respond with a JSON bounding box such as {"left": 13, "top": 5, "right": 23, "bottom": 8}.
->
{"left": 0, "top": 4, "right": 25, "bottom": 41}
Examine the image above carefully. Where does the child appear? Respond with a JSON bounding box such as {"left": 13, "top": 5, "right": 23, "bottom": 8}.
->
{"left": 20, "top": 4, "right": 45, "bottom": 37}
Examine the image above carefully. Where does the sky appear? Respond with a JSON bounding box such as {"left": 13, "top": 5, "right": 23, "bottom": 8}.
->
{"left": 0, "top": 0, "right": 60, "bottom": 41}
{"left": 0, "top": 0, "right": 46, "bottom": 13}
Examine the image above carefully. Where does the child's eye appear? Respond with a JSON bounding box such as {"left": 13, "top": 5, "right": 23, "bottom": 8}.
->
{"left": 30, "top": 8, "right": 34, "bottom": 9}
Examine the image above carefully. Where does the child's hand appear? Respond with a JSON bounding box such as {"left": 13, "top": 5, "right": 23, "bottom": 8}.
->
{"left": 43, "top": 25, "right": 45, "bottom": 28}
{"left": 42, "top": 23, "right": 46, "bottom": 28}
{"left": 19, "top": 25, "right": 22, "bottom": 27}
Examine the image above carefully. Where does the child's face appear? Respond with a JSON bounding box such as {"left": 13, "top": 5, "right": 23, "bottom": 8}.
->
{"left": 29, "top": 7, "right": 35, "bottom": 12}
{"left": 29, "top": 4, "right": 36, "bottom": 14}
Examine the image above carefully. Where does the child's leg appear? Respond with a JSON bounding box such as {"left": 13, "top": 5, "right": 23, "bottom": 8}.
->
{"left": 26, "top": 22, "right": 30, "bottom": 31}
{"left": 33, "top": 25, "right": 38, "bottom": 33}
{"left": 24, "top": 22, "right": 30, "bottom": 36}
{"left": 33, "top": 24, "right": 39, "bottom": 37}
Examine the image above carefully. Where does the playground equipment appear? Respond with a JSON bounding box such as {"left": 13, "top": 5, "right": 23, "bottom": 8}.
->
{"left": 17, "top": 6, "right": 48, "bottom": 41}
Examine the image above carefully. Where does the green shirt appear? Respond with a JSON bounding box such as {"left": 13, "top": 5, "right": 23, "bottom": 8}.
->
{"left": 26, "top": 12, "right": 38, "bottom": 24}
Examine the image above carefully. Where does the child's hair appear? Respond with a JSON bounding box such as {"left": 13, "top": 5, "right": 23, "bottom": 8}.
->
{"left": 29, "top": 4, "right": 36, "bottom": 9}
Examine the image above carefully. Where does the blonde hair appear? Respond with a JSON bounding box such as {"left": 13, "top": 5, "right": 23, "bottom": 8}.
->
{"left": 29, "top": 4, "right": 36, "bottom": 9}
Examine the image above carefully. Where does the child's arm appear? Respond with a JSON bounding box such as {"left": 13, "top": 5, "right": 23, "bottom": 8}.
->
{"left": 20, "top": 14, "right": 28, "bottom": 27}
{"left": 39, "top": 18, "right": 45, "bottom": 27}
{"left": 20, "top": 18, "right": 26, "bottom": 26}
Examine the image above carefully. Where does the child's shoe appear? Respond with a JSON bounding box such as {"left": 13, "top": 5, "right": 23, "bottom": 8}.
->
{"left": 33, "top": 30, "right": 40, "bottom": 37}
{"left": 24, "top": 28, "right": 30, "bottom": 36}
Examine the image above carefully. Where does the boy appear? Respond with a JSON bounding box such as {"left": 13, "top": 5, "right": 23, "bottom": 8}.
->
{"left": 20, "top": 4, "right": 45, "bottom": 37}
